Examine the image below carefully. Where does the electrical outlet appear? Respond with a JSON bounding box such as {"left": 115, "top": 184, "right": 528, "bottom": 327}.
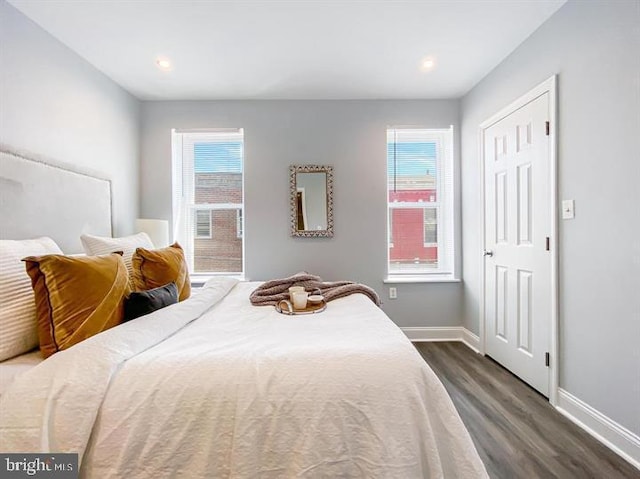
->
{"left": 389, "top": 287, "right": 397, "bottom": 299}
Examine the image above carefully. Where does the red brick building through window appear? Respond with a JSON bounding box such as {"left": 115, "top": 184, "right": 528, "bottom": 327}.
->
{"left": 193, "top": 172, "right": 243, "bottom": 273}
{"left": 388, "top": 175, "right": 438, "bottom": 271}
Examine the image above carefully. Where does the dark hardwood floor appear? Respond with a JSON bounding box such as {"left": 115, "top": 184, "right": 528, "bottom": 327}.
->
{"left": 414, "top": 342, "right": 640, "bottom": 479}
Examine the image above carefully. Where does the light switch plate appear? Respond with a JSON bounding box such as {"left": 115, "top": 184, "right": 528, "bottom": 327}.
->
{"left": 562, "top": 200, "right": 575, "bottom": 219}
{"left": 389, "top": 287, "right": 397, "bottom": 299}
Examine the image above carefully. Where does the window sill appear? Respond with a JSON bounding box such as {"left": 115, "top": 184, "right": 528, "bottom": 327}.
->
{"left": 191, "top": 274, "right": 246, "bottom": 287}
{"left": 383, "top": 275, "right": 460, "bottom": 284}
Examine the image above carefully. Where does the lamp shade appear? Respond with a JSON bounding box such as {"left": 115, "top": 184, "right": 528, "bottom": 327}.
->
{"left": 136, "top": 218, "right": 169, "bottom": 248}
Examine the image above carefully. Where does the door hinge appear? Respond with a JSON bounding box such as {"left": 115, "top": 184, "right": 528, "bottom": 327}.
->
{"left": 545, "top": 236, "right": 550, "bottom": 251}
{"left": 545, "top": 121, "right": 550, "bottom": 136}
{"left": 545, "top": 352, "right": 550, "bottom": 367}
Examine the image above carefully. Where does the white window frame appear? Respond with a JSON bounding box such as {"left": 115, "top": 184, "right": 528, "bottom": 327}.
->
{"left": 385, "top": 127, "right": 456, "bottom": 282}
{"left": 172, "top": 128, "right": 245, "bottom": 278}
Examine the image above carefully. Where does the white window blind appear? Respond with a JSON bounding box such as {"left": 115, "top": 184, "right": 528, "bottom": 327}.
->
{"left": 387, "top": 127, "right": 454, "bottom": 276}
{"left": 172, "top": 129, "right": 244, "bottom": 276}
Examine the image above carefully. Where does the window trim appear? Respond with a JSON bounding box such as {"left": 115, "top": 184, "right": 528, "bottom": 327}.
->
{"left": 383, "top": 275, "right": 460, "bottom": 284}
{"left": 172, "top": 128, "right": 245, "bottom": 276}
{"left": 386, "top": 126, "right": 455, "bottom": 278}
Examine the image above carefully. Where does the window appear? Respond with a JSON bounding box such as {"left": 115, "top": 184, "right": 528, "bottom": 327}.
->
{"left": 195, "top": 209, "right": 212, "bottom": 239}
{"left": 387, "top": 127, "right": 454, "bottom": 277}
{"left": 172, "top": 129, "right": 244, "bottom": 276}
{"left": 423, "top": 208, "right": 437, "bottom": 246}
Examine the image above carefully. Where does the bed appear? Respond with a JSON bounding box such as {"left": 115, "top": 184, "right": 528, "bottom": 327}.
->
{"left": 0, "top": 147, "right": 488, "bottom": 478}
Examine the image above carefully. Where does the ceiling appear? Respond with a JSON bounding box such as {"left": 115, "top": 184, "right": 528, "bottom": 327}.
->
{"left": 8, "top": 0, "right": 566, "bottom": 101}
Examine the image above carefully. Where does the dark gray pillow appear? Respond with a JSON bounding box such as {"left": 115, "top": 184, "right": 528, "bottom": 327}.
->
{"left": 124, "top": 282, "right": 179, "bottom": 322}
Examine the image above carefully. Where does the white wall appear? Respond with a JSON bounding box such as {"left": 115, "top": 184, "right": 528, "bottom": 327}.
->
{"left": 141, "top": 100, "right": 462, "bottom": 327}
{"left": 0, "top": 0, "right": 140, "bottom": 238}
{"left": 461, "top": 0, "right": 640, "bottom": 435}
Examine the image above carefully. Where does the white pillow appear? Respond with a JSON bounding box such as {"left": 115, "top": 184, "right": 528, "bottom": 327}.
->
{"left": 0, "top": 237, "right": 62, "bottom": 361}
{"left": 80, "top": 232, "right": 154, "bottom": 277}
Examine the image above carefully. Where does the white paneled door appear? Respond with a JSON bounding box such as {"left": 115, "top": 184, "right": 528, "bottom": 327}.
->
{"left": 483, "top": 92, "right": 552, "bottom": 397}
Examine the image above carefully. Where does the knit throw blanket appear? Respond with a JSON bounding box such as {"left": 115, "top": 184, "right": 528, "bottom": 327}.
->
{"left": 249, "top": 273, "right": 381, "bottom": 307}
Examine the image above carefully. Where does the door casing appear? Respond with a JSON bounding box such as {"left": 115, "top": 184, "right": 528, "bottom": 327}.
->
{"left": 478, "top": 75, "right": 559, "bottom": 406}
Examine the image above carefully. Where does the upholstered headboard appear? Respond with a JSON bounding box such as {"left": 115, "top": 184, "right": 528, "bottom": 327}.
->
{"left": 0, "top": 145, "right": 112, "bottom": 253}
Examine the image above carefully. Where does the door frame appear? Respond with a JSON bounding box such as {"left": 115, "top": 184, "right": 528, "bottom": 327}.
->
{"left": 477, "top": 75, "right": 559, "bottom": 405}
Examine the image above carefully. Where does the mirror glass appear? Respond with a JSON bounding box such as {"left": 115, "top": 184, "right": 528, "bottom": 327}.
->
{"left": 290, "top": 165, "right": 333, "bottom": 237}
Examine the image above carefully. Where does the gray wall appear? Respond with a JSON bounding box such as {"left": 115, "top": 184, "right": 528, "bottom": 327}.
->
{"left": 0, "top": 0, "right": 140, "bottom": 237}
{"left": 7, "top": 0, "right": 636, "bottom": 440}
{"left": 141, "top": 100, "right": 462, "bottom": 327}
{"left": 461, "top": 0, "right": 640, "bottom": 435}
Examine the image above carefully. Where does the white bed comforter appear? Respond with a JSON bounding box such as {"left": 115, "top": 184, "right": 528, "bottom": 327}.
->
{"left": 1, "top": 278, "right": 487, "bottom": 478}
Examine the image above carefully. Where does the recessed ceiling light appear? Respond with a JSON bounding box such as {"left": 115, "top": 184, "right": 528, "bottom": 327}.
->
{"left": 421, "top": 57, "right": 436, "bottom": 72}
{"left": 156, "top": 57, "right": 172, "bottom": 71}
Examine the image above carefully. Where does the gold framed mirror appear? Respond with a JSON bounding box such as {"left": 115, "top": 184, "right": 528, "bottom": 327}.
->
{"left": 290, "top": 165, "right": 334, "bottom": 238}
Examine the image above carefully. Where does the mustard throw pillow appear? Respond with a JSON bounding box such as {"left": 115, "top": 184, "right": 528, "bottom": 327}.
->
{"left": 131, "top": 242, "right": 191, "bottom": 301}
{"left": 23, "top": 252, "right": 130, "bottom": 358}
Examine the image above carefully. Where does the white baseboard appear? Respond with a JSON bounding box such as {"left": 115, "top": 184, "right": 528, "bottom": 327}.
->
{"left": 402, "top": 326, "right": 480, "bottom": 353}
{"left": 556, "top": 388, "right": 640, "bottom": 471}
{"left": 461, "top": 328, "right": 480, "bottom": 353}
